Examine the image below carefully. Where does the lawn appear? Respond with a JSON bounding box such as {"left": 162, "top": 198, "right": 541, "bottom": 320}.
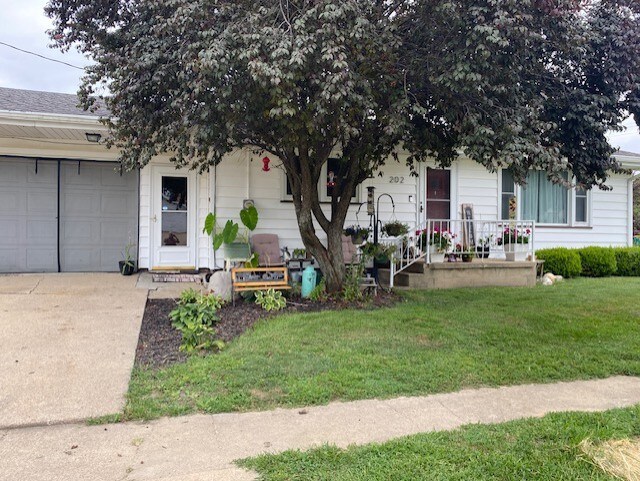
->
{"left": 126, "top": 278, "right": 640, "bottom": 420}
{"left": 239, "top": 405, "right": 640, "bottom": 480}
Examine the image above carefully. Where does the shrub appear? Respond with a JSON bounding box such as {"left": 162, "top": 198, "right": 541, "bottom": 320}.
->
{"left": 170, "top": 290, "right": 225, "bottom": 352}
{"left": 308, "top": 278, "right": 328, "bottom": 302}
{"left": 612, "top": 247, "right": 640, "bottom": 276}
{"left": 578, "top": 247, "right": 617, "bottom": 277}
{"left": 342, "top": 261, "right": 366, "bottom": 302}
{"left": 255, "top": 288, "right": 287, "bottom": 311}
{"left": 535, "top": 248, "right": 582, "bottom": 278}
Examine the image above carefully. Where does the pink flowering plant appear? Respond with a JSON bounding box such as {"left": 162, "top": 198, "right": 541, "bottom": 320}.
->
{"left": 417, "top": 227, "right": 455, "bottom": 253}
{"left": 498, "top": 227, "right": 531, "bottom": 245}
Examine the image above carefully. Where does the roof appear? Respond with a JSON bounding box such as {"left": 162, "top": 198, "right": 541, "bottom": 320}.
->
{"left": 0, "top": 87, "right": 109, "bottom": 117}
{"left": 614, "top": 150, "right": 640, "bottom": 158}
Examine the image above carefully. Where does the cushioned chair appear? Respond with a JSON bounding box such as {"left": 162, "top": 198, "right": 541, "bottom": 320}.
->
{"left": 251, "top": 234, "right": 285, "bottom": 266}
{"left": 341, "top": 235, "right": 359, "bottom": 265}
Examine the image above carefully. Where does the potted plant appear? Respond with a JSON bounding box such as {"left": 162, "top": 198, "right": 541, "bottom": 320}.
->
{"left": 475, "top": 235, "right": 492, "bottom": 259}
{"left": 119, "top": 241, "right": 137, "bottom": 275}
{"left": 417, "top": 227, "right": 455, "bottom": 263}
{"left": 292, "top": 248, "right": 306, "bottom": 259}
{"left": 497, "top": 226, "right": 530, "bottom": 261}
{"left": 344, "top": 225, "right": 370, "bottom": 244}
{"left": 360, "top": 241, "right": 396, "bottom": 263}
{"left": 461, "top": 251, "right": 475, "bottom": 263}
{"left": 204, "top": 205, "right": 260, "bottom": 268}
{"left": 381, "top": 221, "right": 409, "bottom": 238}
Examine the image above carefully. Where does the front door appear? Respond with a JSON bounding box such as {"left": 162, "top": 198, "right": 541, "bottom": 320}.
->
{"left": 152, "top": 167, "right": 196, "bottom": 270}
{"left": 425, "top": 167, "right": 451, "bottom": 220}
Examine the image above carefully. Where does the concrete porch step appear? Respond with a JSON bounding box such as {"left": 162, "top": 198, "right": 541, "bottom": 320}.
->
{"left": 380, "top": 259, "right": 537, "bottom": 289}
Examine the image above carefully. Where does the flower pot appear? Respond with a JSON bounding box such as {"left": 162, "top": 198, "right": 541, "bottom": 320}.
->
{"left": 461, "top": 253, "right": 474, "bottom": 263}
{"left": 428, "top": 245, "right": 445, "bottom": 264}
{"left": 475, "top": 245, "right": 490, "bottom": 259}
{"left": 503, "top": 243, "right": 528, "bottom": 262}
{"left": 119, "top": 261, "right": 136, "bottom": 276}
{"left": 351, "top": 234, "right": 366, "bottom": 245}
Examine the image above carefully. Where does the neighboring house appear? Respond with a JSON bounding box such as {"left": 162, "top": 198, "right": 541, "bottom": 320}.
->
{"left": 1, "top": 86, "right": 639, "bottom": 273}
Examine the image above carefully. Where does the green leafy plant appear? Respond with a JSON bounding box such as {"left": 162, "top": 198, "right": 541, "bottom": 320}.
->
{"left": 308, "top": 278, "right": 328, "bottom": 302}
{"left": 254, "top": 288, "right": 287, "bottom": 312}
{"left": 536, "top": 248, "right": 582, "bottom": 278}
{"left": 342, "top": 260, "right": 366, "bottom": 302}
{"left": 204, "top": 205, "right": 259, "bottom": 267}
{"left": 381, "top": 221, "right": 409, "bottom": 237}
{"left": 360, "top": 242, "right": 396, "bottom": 262}
{"left": 578, "top": 246, "right": 617, "bottom": 277}
{"left": 292, "top": 248, "right": 306, "bottom": 259}
{"left": 612, "top": 247, "right": 640, "bottom": 277}
{"left": 170, "top": 290, "right": 225, "bottom": 352}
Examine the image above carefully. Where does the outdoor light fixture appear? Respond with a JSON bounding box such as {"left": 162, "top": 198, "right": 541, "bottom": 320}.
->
{"left": 85, "top": 132, "right": 102, "bottom": 143}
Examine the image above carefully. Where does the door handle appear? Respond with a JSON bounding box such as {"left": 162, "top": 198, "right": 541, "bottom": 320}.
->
{"left": 152, "top": 215, "right": 157, "bottom": 223}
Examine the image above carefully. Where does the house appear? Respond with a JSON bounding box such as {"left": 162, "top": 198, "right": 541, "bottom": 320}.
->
{"left": 1, "top": 86, "right": 639, "bottom": 274}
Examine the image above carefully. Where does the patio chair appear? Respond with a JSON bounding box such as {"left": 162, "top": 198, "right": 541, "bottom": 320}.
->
{"left": 251, "top": 234, "right": 285, "bottom": 267}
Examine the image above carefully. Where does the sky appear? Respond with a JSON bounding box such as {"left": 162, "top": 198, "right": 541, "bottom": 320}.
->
{"left": 0, "top": 0, "right": 639, "bottom": 153}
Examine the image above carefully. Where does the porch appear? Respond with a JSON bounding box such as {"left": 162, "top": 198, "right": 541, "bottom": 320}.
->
{"left": 377, "top": 219, "right": 539, "bottom": 289}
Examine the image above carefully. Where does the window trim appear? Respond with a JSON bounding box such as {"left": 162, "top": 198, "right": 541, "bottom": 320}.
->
{"left": 498, "top": 169, "right": 591, "bottom": 227}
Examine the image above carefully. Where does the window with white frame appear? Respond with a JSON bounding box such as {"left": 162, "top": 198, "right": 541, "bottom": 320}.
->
{"left": 281, "top": 158, "right": 360, "bottom": 202}
{"left": 501, "top": 169, "right": 587, "bottom": 225}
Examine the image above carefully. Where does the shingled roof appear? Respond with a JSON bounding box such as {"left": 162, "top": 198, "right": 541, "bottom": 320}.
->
{"left": 0, "top": 87, "right": 109, "bottom": 117}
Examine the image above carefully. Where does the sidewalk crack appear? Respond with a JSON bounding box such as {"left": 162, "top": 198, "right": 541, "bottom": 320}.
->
{"left": 27, "top": 277, "right": 42, "bottom": 295}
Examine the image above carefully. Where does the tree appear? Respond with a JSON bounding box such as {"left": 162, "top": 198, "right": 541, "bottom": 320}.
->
{"left": 47, "top": 0, "right": 640, "bottom": 291}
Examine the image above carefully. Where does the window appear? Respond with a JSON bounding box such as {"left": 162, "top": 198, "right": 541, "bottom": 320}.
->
{"left": 282, "top": 158, "right": 360, "bottom": 203}
{"left": 501, "top": 169, "right": 516, "bottom": 220}
{"left": 426, "top": 168, "right": 451, "bottom": 219}
{"left": 500, "top": 169, "right": 587, "bottom": 225}
{"left": 521, "top": 171, "right": 568, "bottom": 224}
{"left": 575, "top": 187, "right": 588, "bottom": 223}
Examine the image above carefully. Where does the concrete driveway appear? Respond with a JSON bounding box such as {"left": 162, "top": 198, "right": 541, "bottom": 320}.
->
{"left": 0, "top": 274, "right": 148, "bottom": 428}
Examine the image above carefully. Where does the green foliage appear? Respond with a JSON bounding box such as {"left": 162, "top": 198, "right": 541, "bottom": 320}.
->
{"left": 578, "top": 247, "right": 617, "bottom": 277}
{"left": 169, "top": 290, "right": 224, "bottom": 352}
{"left": 381, "top": 221, "right": 409, "bottom": 237}
{"left": 536, "top": 248, "right": 582, "bottom": 278}
{"left": 254, "top": 288, "right": 287, "bottom": 312}
{"left": 612, "top": 247, "right": 640, "bottom": 277}
{"left": 360, "top": 242, "right": 396, "bottom": 261}
{"left": 341, "top": 261, "right": 365, "bottom": 302}
{"left": 308, "top": 278, "right": 328, "bottom": 302}
{"left": 239, "top": 205, "right": 258, "bottom": 231}
{"left": 203, "top": 207, "right": 259, "bottom": 256}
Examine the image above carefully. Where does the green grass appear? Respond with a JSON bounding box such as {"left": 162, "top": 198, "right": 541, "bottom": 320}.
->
{"left": 239, "top": 405, "right": 640, "bottom": 480}
{"left": 126, "top": 278, "right": 640, "bottom": 420}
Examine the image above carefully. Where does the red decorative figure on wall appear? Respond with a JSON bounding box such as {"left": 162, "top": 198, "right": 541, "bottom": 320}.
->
{"left": 262, "top": 157, "right": 271, "bottom": 172}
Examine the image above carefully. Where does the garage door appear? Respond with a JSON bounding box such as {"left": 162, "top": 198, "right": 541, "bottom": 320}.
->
{"left": 0, "top": 159, "right": 58, "bottom": 272}
{"left": 0, "top": 157, "right": 138, "bottom": 273}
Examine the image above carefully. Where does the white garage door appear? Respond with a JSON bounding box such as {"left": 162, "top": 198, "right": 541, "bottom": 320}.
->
{"left": 0, "top": 158, "right": 138, "bottom": 273}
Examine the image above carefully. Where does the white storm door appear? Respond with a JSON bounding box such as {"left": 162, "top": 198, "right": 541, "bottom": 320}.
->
{"left": 152, "top": 168, "right": 197, "bottom": 269}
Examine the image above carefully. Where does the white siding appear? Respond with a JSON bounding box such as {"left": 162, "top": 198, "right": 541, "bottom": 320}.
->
{"left": 534, "top": 174, "right": 631, "bottom": 249}
{"left": 137, "top": 152, "right": 634, "bottom": 269}
{"left": 211, "top": 150, "right": 418, "bottom": 269}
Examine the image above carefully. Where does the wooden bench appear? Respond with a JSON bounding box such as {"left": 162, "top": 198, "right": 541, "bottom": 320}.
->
{"left": 231, "top": 267, "right": 291, "bottom": 303}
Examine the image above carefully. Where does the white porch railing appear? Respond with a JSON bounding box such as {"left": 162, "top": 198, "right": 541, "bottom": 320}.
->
{"left": 383, "top": 219, "right": 536, "bottom": 288}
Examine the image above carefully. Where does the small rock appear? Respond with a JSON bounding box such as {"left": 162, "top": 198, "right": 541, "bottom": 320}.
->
{"left": 298, "top": 409, "right": 308, "bottom": 415}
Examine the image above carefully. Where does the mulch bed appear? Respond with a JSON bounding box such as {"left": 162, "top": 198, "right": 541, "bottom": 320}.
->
{"left": 135, "top": 290, "right": 398, "bottom": 370}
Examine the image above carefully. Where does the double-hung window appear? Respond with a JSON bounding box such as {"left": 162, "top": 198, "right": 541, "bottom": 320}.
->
{"left": 501, "top": 169, "right": 588, "bottom": 226}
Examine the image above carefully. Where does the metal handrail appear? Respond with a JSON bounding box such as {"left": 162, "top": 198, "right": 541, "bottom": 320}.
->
{"left": 382, "top": 219, "right": 536, "bottom": 288}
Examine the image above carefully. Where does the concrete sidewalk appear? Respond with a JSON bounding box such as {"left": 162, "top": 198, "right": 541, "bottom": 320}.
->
{"left": 0, "top": 274, "right": 148, "bottom": 428}
{"left": 2, "top": 376, "right": 639, "bottom": 481}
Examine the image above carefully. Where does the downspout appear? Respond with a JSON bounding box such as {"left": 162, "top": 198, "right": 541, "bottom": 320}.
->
{"left": 628, "top": 172, "right": 640, "bottom": 247}
{"left": 212, "top": 163, "right": 218, "bottom": 269}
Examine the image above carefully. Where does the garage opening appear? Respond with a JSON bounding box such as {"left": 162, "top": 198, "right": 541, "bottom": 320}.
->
{"left": 0, "top": 157, "right": 139, "bottom": 273}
